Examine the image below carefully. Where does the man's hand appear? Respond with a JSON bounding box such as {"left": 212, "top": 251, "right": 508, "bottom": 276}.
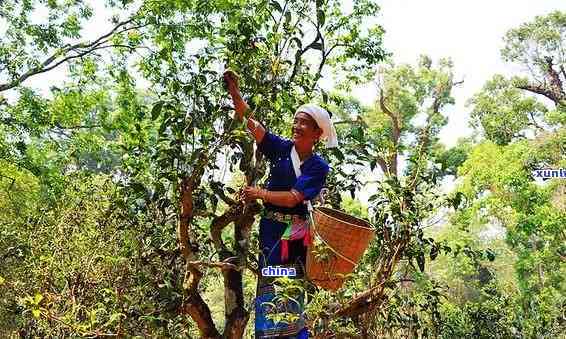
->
{"left": 223, "top": 70, "right": 249, "bottom": 121}
{"left": 242, "top": 187, "right": 305, "bottom": 208}
{"left": 223, "top": 70, "right": 240, "bottom": 96}
{"left": 242, "top": 186, "right": 265, "bottom": 203}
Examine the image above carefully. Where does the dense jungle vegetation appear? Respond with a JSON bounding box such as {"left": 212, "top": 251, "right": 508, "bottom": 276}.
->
{"left": 0, "top": 0, "right": 564, "bottom": 337}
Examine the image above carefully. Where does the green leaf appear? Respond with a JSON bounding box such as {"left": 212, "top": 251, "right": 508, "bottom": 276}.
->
{"left": 151, "top": 101, "right": 163, "bottom": 120}
{"left": 270, "top": 1, "right": 283, "bottom": 12}
{"left": 416, "top": 253, "right": 425, "bottom": 272}
{"left": 430, "top": 244, "right": 439, "bottom": 260}
{"left": 321, "top": 90, "right": 328, "bottom": 104}
{"left": 32, "top": 309, "right": 41, "bottom": 318}
{"left": 369, "top": 160, "right": 376, "bottom": 171}
{"left": 429, "top": 290, "right": 441, "bottom": 297}
{"left": 317, "top": 9, "right": 325, "bottom": 26}
{"left": 130, "top": 182, "right": 146, "bottom": 195}
{"left": 331, "top": 148, "right": 344, "bottom": 161}
{"left": 33, "top": 293, "right": 43, "bottom": 305}
{"left": 311, "top": 42, "right": 323, "bottom": 51}
{"left": 290, "top": 37, "right": 302, "bottom": 50}
{"left": 486, "top": 248, "right": 496, "bottom": 261}
{"left": 284, "top": 11, "right": 292, "bottom": 26}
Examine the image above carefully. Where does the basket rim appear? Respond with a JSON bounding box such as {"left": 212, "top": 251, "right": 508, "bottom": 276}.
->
{"left": 315, "top": 206, "right": 375, "bottom": 232}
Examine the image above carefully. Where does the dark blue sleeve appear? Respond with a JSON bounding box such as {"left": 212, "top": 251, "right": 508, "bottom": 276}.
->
{"left": 257, "top": 131, "right": 291, "bottom": 162}
{"left": 293, "top": 159, "right": 330, "bottom": 201}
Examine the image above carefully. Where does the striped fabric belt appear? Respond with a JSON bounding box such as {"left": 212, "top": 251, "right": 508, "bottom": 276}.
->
{"left": 262, "top": 209, "right": 312, "bottom": 261}
{"left": 262, "top": 210, "right": 307, "bottom": 224}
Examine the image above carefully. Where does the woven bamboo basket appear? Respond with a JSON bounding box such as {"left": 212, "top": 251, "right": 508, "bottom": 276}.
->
{"left": 306, "top": 207, "right": 375, "bottom": 291}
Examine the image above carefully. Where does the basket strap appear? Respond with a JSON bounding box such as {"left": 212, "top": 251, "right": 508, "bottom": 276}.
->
{"left": 291, "top": 148, "right": 358, "bottom": 267}
{"left": 291, "top": 146, "right": 315, "bottom": 211}
{"left": 291, "top": 145, "right": 316, "bottom": 222}
{"left": 310, "top": 217, "right": 357, "bottom": 266}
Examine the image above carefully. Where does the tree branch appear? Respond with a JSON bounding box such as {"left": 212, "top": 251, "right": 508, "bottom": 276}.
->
{"left": 527, "top": 110, "right": 545, "bottom": 132}
{"left": 379, "top": 88, "right": 400, "bottom": 176}
{"left": 189, "top": 260, "right": 240, "bottom": 271}
{"left": 210, "top": 204, "right": 241, "bottom": 252}
{"left": 287, "top": 29, "right": 322, "bottom": 86}
{"left": 333, "top": 241, "right": 406, "bottom": 318}
{"left": 180, "top": 272, "right": 221, "bottom": 338}
{"left": 0, "top": 18, "right": 141, "bottom": 92}
{"left": 222, "top": 202, "right": 261, "bottom": 339}
{"left": 178, "top": 176, "right": 197, "bottom": 262}
{"left": 210, "top": 183, "right": 236, "bottom": 206}
{"left": 378, "top": 89, "right": 400, "bottom": 143}
{"left": 544, "top": 56, "right": 565, "bottom": 97}
{"left": 517, "top": 82, "right": 563, "bottom": 105}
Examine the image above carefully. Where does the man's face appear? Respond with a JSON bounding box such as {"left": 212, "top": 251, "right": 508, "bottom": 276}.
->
{"left": 292, "top": 112, "right": 322, "bottom": 145}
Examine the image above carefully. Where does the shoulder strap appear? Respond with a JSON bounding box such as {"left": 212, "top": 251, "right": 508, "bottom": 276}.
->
{"left": 290, "top": 145, "right": 302, "bottom": 178}
{"left": 290, "top": 146, "right": 314, "bottom": 212}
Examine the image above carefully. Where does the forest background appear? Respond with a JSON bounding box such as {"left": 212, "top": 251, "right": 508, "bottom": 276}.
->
{"left": 0, "top": 0, "right": 565, "bottom": 337}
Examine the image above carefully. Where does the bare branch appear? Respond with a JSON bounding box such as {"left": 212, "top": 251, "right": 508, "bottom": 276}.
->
{"left": 379, "top": 88, "right": 400, "bottom": 144}
{"left": 379, "top": 88, "right": 400, "bottom": 176}
{"left": 518, "top": 82, "right": 564, "bottom": 104}
{"left": 180, "top": 265, "right": 220, "bottom": 338}
{"left": 189, "top": 260, "right": 241, "bottom": 271}
{"left": 0, "top": 18, "right": 142, "bottom": 92}
{"left": 544, "top": 56, "right": 565, "bottom": 96}
{"left": 334, "top": 241, "right": 406, "bottom": 318}
{"left": 210, "top": 204, "right": 241, "bottom": 251}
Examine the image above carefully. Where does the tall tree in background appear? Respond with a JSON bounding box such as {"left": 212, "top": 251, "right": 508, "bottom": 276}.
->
{"left": 502, "top": 11, "right": 566, "bottom": 109}
{"left": 309, "top": 56, "right": 464, "bottom": 336}
{"left": 459, "top": 10, "right": 565, "bottom": 337}
{"left": 470, "top": 10, "right": 566, "bottom": 145}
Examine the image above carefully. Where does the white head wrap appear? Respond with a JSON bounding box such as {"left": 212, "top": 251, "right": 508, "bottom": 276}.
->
{"left": 294, "top": 104, "right": 338, "bottom": 148}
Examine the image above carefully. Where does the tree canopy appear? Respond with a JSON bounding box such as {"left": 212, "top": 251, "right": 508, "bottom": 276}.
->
{"left": 0, "top": 2, "right": 564, "bottom": 338}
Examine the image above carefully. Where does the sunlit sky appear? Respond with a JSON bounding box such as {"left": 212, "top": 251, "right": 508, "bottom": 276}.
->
{"left": 7, "top": 2, "right": 565, "bottom": 167}
{"left": 3, "top": 1, "right": 564, "bottom": 207}
{"left": 10, "top": 0, "right": 566, "bottom": 147}
{"left": 363, "top": 0, "right": 566, "bottom": 147}
{"left": 352, "top": 0, "right": 566, "bottom": 202}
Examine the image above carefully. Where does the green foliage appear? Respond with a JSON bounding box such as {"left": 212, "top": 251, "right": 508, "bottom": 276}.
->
{"left": 468, "top": 75, "right": 548, "bottom": 145}
{"left": 502, "top": 11, "right": 566, "bottom": 84}
{"left": 1, "top": 2, "right": 564, "bottom": 337}
{"left": 0, "top": 173, "right": 194, "bottom": 336}
{"left": 457, "top": 41, "right": 566, "bottom": 334}
{"left": 434, "top": 138, "right": 473, "bottom": 177}
{"left": 0, "top": 0, "right": 389, "bottom": 335}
